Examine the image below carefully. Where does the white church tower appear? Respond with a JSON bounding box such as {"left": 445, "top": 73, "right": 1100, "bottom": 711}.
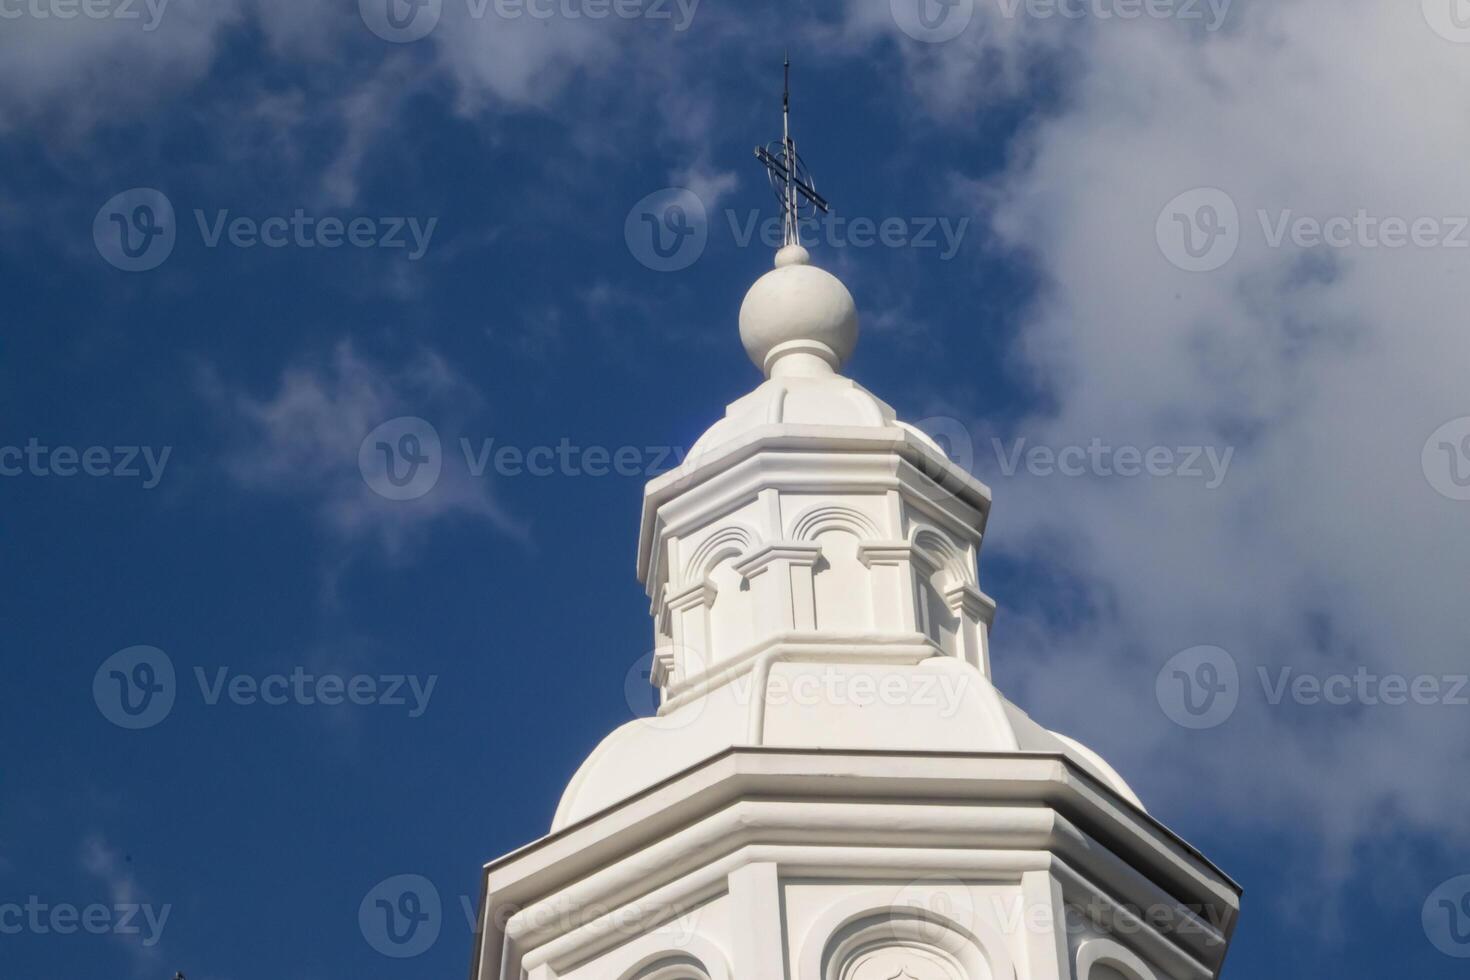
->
{"left": 469, "top": 83, "right": 1240, "bottom": 980}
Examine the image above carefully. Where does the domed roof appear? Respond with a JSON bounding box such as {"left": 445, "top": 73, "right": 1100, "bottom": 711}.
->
{"left": 690, "top": 372, "right": 947, "bottom": 458}
{"left": 551, "top": 669, "right": 1145, "bottom": 831}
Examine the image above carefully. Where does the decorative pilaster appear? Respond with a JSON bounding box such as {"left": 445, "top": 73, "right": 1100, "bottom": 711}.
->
{"left": 857, "top": 541, "right": 919, "bottom": 633}
{"left": 664, "top": 580, "right": 718, "bottom": 680}
{"left": 945, "top": 582, "right": 998, "bottom": 677}
{"left": 734, "top": 542, "right": 824, "bottom": 635}
{"left": 728, "top": 863, "right": 785, "bottom": 980}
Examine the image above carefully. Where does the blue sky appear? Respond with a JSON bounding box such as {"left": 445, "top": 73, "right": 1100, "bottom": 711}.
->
{"left": 4, "top": 0, "right": 1470, "bottom": 978}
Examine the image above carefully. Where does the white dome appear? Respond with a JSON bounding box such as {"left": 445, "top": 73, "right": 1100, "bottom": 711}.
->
{"left": 551, "top": 669, "right": 1145, "bottom": 831}
{"left": 738, "top": 247, "right": 858, "bottom": 375}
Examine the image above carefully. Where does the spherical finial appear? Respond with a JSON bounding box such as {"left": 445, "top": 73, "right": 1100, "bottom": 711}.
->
{"left": 774, "top": 243, "right": 810, "bottom": 268}
{"left": 739, "top": 253, "right": 858, "bottom": 376}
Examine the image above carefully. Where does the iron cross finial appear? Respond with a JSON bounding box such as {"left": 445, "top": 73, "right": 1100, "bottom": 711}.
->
{"left": 754, "top": 55, "right": 830, "bottom": 248}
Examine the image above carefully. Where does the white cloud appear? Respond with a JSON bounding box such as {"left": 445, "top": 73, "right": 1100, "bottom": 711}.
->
{"left": 672, "top": 161, "right": 738, "bottom": 212}
{"left": 885, "top": 0, "right": 1470, "bottom": 874}
{"left": 428, "top": 3, "right": 620, "bottom": 112}
{"left": 0, "top": 0, "right": 240, "bottom": 137}
{"left": 204, "top": 341, "right": 527, "bottom": 557}
{"left": 0, "top": 0, "right": 365, "bottom": 137}
{"left": 78, "top": 833, "right": 163, "bottom": 968}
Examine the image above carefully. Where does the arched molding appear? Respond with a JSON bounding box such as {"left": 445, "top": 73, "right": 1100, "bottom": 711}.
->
{"left": 1076, "top": 937, "right": 1159, "bottom": 980}
{"left": 681, "top": 525, "right": 759, "bottom": 588}
{"left": 798, "top": 887, "right": 1017, "bottom": 980}
{"left": 910, "top": 527, "right": 974, "bottom": 589}
{"left": 789, "top": 503, "right": 881, "bottom": 543}
{"left": 610, "top": 935, "right": 732, "bottom": 980}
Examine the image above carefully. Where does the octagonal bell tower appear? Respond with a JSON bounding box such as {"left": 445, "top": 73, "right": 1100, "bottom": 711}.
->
{"left": 469, "top": 76, "right": 1240, "bottom": 980}
{"left": 639, "top": 242, "right": 997, "bottom": 728}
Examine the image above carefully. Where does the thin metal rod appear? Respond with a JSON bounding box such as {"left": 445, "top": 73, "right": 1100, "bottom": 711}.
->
{"left": 782, "top": 53, "right": 797, "bottom": 247}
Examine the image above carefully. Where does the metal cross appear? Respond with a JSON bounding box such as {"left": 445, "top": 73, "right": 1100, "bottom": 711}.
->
{"left": 754, "top": 55, "right": 830, "bottom": 248}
